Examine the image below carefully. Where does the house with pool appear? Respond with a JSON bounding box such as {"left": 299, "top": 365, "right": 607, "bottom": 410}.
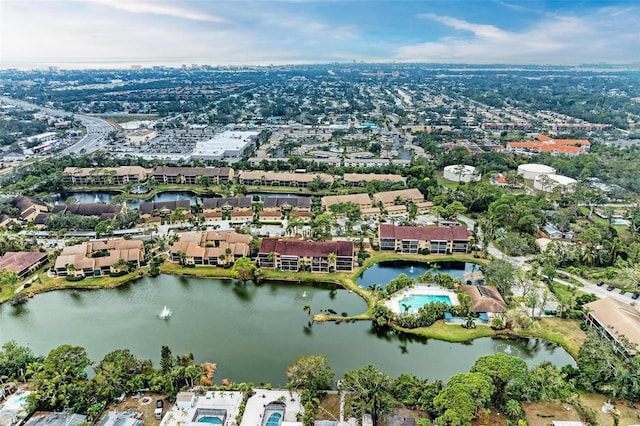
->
{"left": 386, "top": 285, "right": 460, "bottom": 315}
{"left": 240, "top": 389, "right": 303, "bottom": 426}
{"left": 378, "top": 224, "right": 471, "bottom": 254}
{"left": 160, "top": 391, "right": 243, "bottom": 426}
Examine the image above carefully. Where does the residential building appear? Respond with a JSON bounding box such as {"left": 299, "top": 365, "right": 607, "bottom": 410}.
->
{"left": 343, "top": 173, "right": 404, "bottom": 186}
{"left": 257, "top": 238, "right": 355, "bottom": 272}
{"left": 54, "top": 239, "right": 145, "bottom": 277}
{"left": 202, "top": 197, "right": 253, "bottom": 214}
{"left": 321, "top": 193, "right": 372, "bottom": 210}
{"left": 378, "top": 224, "right": 471, "bottom": 254}
{"left": 52, "top": 203, "right": 123, "bottom": 221}
{"left": 372, "top": 188, "right": 424, "bottom": 207}
{"left": 506, "top": 134, "right": 590, "bottom": 156}
{"left": 459, "top": 285, "right": 507, "bottom": 317}
{"left": 0, "top": 251, "right": 48, "bottom": 278}
{"left": 262, "top": 196, "right": 311, "bottom": 213}
{"left": 238, "top": 171, "right": 334, "bottom": 187}
{"left": 11, "top": 196, "right": 48, "bottom": 222}
{"left": 152, "top": 167, "right": 234, "bottom": 185}
{"left": 170, "top": 231, "right": 251, "bottom": 266}
{"left": 63, "top": 166, "right": 151, "bottom": 185}
{"left": 584, "top": 298, "right": 640, "bottom": 355}
{"left": 139, "top": 200, "right": 191, "bottom": 220}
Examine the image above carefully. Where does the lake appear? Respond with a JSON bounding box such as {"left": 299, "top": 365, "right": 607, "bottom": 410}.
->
{"left": 0, "top": 275, "right": 574, "bottom": 386}
{"left": 357, "top": 260, "right": 481, "bottom": 287}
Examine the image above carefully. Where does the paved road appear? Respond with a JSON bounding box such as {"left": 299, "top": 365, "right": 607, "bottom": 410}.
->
{"left": 0, "top": 96, "right": 114, "bottom": 155}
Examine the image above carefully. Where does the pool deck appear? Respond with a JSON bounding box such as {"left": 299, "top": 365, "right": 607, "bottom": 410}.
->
{"left": 0, "top": 390, "right": 32, "bottom": 425}
{"left": 240, "top": 389, "right": 303, "bottom": 426}
{"left": 160, "top": 391, "right": 243, "bottom": 426}
{"left": 385, "top": 285, "right": 460, "bottom": 314}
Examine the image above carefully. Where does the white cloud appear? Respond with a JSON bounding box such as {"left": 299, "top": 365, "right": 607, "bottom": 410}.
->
{"left": 83, "top": 0, "right": 228, "bottom": 23}
{"left": 395, "top": 8, "right": 640, "bottom": 64}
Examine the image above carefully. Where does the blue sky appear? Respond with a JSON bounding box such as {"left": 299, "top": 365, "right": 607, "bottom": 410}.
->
{"left": 1, "top": 0, "right": 638, "bottom": 69}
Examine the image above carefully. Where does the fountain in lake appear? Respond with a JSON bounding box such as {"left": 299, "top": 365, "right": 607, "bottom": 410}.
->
{"left": 159, "top": 306, "right": 172, "bottom": 319}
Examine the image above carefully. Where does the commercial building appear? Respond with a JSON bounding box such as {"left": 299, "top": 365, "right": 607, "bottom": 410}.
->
{"left": 517, "top": 163, "right": 556, "bottom": 181}
{"left": 533, "top": 174, "right": 577, "bottom": 193}
{"left": 191, "top": 131, "right": 259, "bottom": 162}
{"left": 442, "top": 165, "right": 481, "bottom": 183}
{"left": 378, "top": 224, "right": 471, "bottom": 254}
{"left": 257, "top": 239, "right": 355, "bottom": 272}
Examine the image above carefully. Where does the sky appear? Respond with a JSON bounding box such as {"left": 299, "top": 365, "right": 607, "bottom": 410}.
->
{"left": 1, "top": 0, "right": 639, "bottom": 69}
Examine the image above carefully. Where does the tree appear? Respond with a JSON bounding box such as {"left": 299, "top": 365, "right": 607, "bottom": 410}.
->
{"left": 341, "top": 365, "right": 394, "bottom": 426}
{"left": 93, "top": 349, "right": 149, "bottom": 401}
{"left": 286, "top": 355, "right": 334, "bottom": 392}
{"left": 327, "top": 252, "right": 336, "bottom": 272}
{"left": 434, "top": 372, "right": 495, "bottom": 426}
{"left": 30, "top": 344, "right": 95, "bottom": 413}
{"left": 231, "top": 257, "right": 257, "bottom": 282}
{"left": 483, "top": 259, "right": 517, "bottom": 295}
{"left": 0, "top": 340, "right": 40, "bottom": 381}
{"left": 470, "top": 353, "right": 527, "bottom": 405}
{"left": 160, "top": 345, "right": 175, "bottom": 374}
{"left": 95, "top": 219, "right": 116, "bottom": 238}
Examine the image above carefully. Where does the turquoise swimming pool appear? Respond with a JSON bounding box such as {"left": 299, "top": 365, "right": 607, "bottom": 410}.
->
{"left": 199, "top": 417, "right": 223, "bottom": 424}
{"left": 265, "top": 412, "right": 282, "bottom": 426}
{"left": 398, "top": 294, "right": 451, "bottom": 313}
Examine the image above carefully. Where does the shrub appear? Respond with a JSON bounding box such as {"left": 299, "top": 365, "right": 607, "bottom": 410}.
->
{"left": 65, "top": 275, "right": 85, "bottom": 282}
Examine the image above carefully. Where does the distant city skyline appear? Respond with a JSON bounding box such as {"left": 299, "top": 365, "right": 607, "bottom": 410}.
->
{"left": 1, "top": 0, "right": 639, "bottom": 69}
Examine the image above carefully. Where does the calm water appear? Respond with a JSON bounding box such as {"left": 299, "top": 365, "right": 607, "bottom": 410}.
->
{"left": 357, "top": 260, "right": 480, "bottom": 287}
{"left": 0, "top": 275, "right": 574, "bottom": 385}
{"left": 58, "top": 191, "right": 199, "bottom": 208}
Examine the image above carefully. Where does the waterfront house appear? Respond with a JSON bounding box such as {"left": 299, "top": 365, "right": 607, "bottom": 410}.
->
{"left": 378, "top": 224, "right": 471, "bottom": 254}
{"left": 170, "top": 231, "right": 251, "bottom": 266}
{"left": 54, "top": 239, "right": 145, "bottom": 277}
{"left": 238, "top": 171, "right": 334, "bottom": 188}
{"left": 257, "top": 238, "right": 354, "bottom": 272}
{"left": 459, "top": 285, "right": 508, "bottom": 317}
{"left": 63, "top": 166, "right": 151, "bottom": 185}
{"left": 0, "top": 251, "right": 49, "bottom": 279}
{"left": 152, "top": 166, "right": 234, "bottom": 185}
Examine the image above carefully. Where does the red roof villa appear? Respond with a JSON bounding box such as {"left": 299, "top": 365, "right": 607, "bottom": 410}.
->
{"left": 257, "top": 239, "right": 354, "bottom": 272}
{"left": 378, "top": 224, "right": 471, "bottom": 254}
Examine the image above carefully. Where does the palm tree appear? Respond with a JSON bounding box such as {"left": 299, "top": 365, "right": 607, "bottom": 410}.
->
{"left": 177, "top": 250, "right": 186, "bottom": 266}
{"left": 327, "top": 252, "right": 336, "bottom": 272}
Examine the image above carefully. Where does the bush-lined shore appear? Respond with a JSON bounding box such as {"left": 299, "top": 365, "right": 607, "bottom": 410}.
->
{"left": 2, "top": 251, "right": 585, "bottom": 359}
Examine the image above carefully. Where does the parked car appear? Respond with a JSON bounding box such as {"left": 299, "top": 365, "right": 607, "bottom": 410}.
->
{"left": 154, "top": 399, "right": 164, "bottom": 420}
{"left": 596, "top": 281, "right": 605, "bottom": 286}
{"left": 607, "top": 285, "right": 616, "bottom": 291}
{"left": 632, "top": 292, "right": 639, "bottom": 300}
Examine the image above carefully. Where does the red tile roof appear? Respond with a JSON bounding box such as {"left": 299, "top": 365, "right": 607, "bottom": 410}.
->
{"left": 379, "top": 224, "right": 470, "bottom": 241}
{"left": 259, "top": 238, "right": 354, "bottom": 257}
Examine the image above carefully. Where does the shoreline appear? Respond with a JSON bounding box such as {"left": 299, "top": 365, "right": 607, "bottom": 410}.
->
{"left": 4, "top": 253, "right": 584, "bottom": 358}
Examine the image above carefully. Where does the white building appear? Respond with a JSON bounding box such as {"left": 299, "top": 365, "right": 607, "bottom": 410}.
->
{"left": 192, "top": 131, "right": 259, "bottom": 162}
{"left": 517, "top": 163, "right": 556, "bottom": 181}
{"left": 533, "top": 174, "right": 577, "bottom": 193}
{"left": 443, "top": 165, "right": 481, "bottom": 183}
{"left": 125, "top": 129, "right": 157, "bottom": 145}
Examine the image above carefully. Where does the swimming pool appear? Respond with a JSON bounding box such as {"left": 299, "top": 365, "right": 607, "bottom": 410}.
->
{"left": 199, "top": 417, "right": 223, "bottom": 424}
{"left": 398, "top": 294, "right": 451, "bottom": 313}
{"left": 265, "top": 412, "right": 282, "bottom": 426}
